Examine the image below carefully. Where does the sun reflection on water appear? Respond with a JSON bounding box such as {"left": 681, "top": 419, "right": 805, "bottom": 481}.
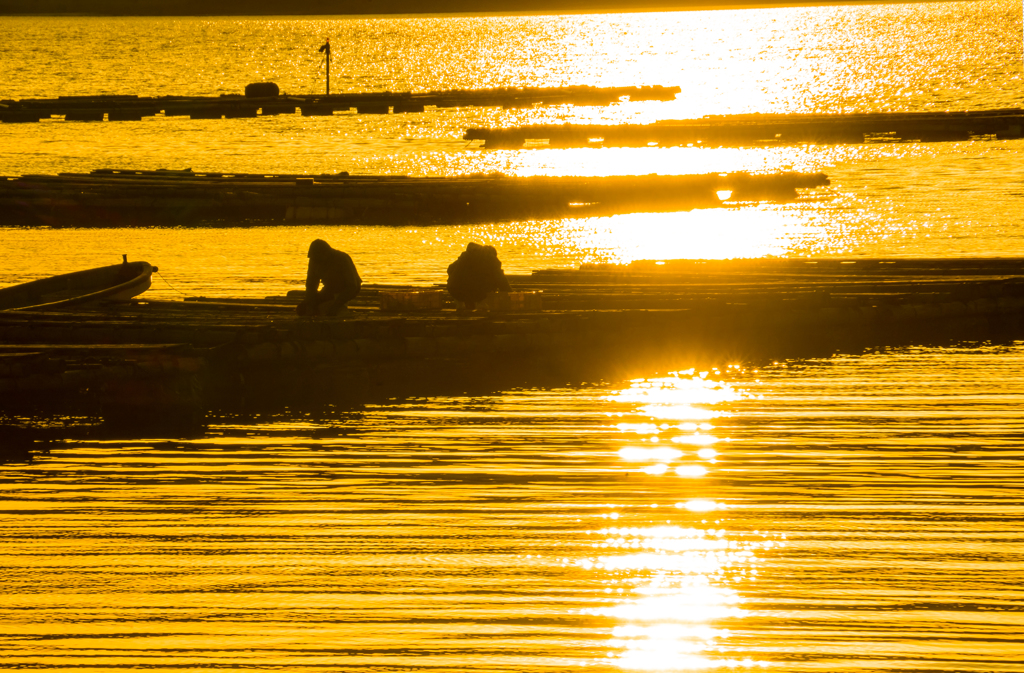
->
{"left": 583, "top": 369, "right": 778, "bottom": 670}
{"left": 578, "top": 518, "right": 778, "bottom": 670}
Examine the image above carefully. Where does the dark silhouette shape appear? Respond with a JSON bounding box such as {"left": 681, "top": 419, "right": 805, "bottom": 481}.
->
{"left": 244, "top": 82, "right": 280, "bottom": 98}
{"left": 446, "top": 242, "right": 511, "bottom": 310}
{"left": 318, "top": 38, "right": 331, "bottom": 95}
{"left": 113, "top": 254, "right": 138, "bottom": 284}
{"left": 297, "top": 239, "right": 361, "bottom": 316}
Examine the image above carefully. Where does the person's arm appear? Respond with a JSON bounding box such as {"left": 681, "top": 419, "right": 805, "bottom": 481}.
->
{"left": 305, "top": 259, "right": 321, "bottom": 296}
{"left": 496, "top": 270, "right": 511, "bottom": 293}
{"left": 491, "top": 257, "right": 511, "bottom": 292}
{"left": 345, "top": 255, "right": 362, "bottom": 289}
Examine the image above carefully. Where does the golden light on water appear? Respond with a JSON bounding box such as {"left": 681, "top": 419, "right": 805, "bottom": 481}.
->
{"left": 543, "top": 209, "right": 819, "bottom": 263}
{"left": 579, "top": 519, "right": 780, "bottom": 671}
{"left": 608, "top": 372, "right": 740, "bottom": 485}
{"left": 457, "top": 146, "right": 820, "bottom": 177}
{"left": 609, "top": 370, "right": 746, "bottom": 417}
{"left": 2, "top": 3, "right": 1021, "bottom": 669}
{"left": 585, "top": 370, "right": 780, "bottom": 669}
{"left": 619, "top": 447, "right": 683, "bottom": 461}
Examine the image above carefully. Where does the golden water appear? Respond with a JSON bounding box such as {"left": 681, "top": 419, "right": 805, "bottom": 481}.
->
{"left": 1, "top": 2, "right": 1024, "bottom": 669}
{"left": 1, "top": 0, "right": 1023, "bottom": 296}
{"left": 2, "top": 346, "right": 1022, "bottom": 670}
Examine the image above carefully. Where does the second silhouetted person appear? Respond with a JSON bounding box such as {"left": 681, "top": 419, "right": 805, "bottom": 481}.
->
{"left": 446, "top": 242, "right": 511, "bottom": 311}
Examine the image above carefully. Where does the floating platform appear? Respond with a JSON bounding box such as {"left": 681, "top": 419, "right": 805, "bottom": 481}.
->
{"left": 464, "top": 108, "right": 1024, "bottom": 148}
{"left": 0, "top": 85, "right": 680, "bottom": 123}
{"left": 0, "top": 169, "right": 830, "bottom": 226}
{"left": 2, "top": 258, "right": 1023, "bottom": 431}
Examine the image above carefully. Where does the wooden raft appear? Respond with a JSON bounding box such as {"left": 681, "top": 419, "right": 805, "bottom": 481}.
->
{"left": 0, "top": 169, "right": 830, "bottom": 226}
{"left": 0, "top": 85, "right": 680, "bottom": 123}
{"left": 1, "top": 257, "right": 1023, "bottom": 424}
{"left": 465, "top": 108, "right": 1024, "bottom": 148}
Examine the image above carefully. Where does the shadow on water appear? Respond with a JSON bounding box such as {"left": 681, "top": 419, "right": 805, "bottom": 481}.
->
{"left": 3, "top": 329, "right": 1019, "bottom": 448}
{"left": 0, "top": 425, "right": 57, "bottom": 464}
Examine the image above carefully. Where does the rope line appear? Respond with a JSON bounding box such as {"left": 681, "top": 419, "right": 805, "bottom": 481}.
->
{"left": 157, "top": 269, "right": 187, "bottom": 297}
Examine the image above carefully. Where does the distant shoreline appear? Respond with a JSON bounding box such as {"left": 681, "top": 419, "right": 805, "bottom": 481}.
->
{"left": 0, "top": 0, "right": 941, "bottom": 17}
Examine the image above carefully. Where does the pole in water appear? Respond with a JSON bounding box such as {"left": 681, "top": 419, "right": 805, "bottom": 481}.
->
{"left": 318, "top": 37, "right": 331, "bottom": 95}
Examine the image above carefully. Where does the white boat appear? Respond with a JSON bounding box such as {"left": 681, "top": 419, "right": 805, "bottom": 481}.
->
{"left": 0, "top": 257, "right": 156, "bottom": 311}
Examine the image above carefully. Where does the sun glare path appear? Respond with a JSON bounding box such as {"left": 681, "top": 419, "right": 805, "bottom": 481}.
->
{"left": 580, "top": 370, "right": 777, "bottom": 669}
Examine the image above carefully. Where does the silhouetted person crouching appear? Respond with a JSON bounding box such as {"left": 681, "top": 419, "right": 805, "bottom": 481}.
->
{"left": 297, "top": 239, "right": 361, "bottom": 316}
{"left": 446, "top": 242, "right": 511, "bottom": 311}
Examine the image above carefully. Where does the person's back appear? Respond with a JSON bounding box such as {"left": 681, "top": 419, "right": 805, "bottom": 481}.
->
{"left": 299, "top": 239, "right": 361, "bottom": 316}
{"left": 309, "top": 246, "right": 359, "bottom": 295}
{"left": 446, "top": 242, "right": 510, "bottom": 310}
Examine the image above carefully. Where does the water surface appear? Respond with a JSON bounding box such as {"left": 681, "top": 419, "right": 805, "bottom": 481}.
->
{"left": 2, "top": 345, "right": 1022, "bottom": 670}
{"left": 1, "top": 3, "right": 1023, "bottom": 670}
{"left": 2, "top": 1, "right": 1022, "bottom": 294}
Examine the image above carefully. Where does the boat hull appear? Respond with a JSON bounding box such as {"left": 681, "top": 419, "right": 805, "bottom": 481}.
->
{"left": 0, "top": 261, "right": 154, "bottom": 311}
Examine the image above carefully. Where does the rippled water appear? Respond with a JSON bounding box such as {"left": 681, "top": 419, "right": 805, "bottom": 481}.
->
{"left": 2, "top": 345, "right": 1022, "bottom": 670}
{"left": 2, "top": 2, "right": 1024, "bottom": 670}
{"left": 4, "top": 136, "right": 1024, "bottom": 297}
{"left": 3, "top": 1, "right": 1021, "bottom": 108}
{"left": 2, "top": 1, "right": 1023, "bottom": 294}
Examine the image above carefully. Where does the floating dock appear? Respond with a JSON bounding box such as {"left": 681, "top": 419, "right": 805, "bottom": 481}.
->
{"left": 0, "top": 169, "right": 830, "bottom": 226}
{"left": 2, "top": 258, "right": 1023, "bottom": 431}
{"left": 464, "top": 108, "right": 1024, "bottom": 148}
{"left": 0, "top": 85, "right": 680, "bottom": 123}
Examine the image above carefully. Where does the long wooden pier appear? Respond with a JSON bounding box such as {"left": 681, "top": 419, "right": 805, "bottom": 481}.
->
{"left": 0, "top": 169, "right": 830, "bottom": 226}
{"left": 465, "top": 108, "right": 1024, "bottom": 148}
{"left": 1, "top": 258, "right": 1022, "bottom": 432}
{"left": 0, "top": 85, "right": 680, "bottom": 123}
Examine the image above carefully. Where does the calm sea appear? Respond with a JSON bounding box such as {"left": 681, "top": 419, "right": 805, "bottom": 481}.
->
{"left": 1, "top": 1, "right": 1023, "bottom": 670}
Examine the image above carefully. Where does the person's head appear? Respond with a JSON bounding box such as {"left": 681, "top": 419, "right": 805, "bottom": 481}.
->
{"left": 465, "top": 242, "right": 498, "bottom": 257}
{"left": 308, "top": 238, "right": 332, "bottom": 260}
